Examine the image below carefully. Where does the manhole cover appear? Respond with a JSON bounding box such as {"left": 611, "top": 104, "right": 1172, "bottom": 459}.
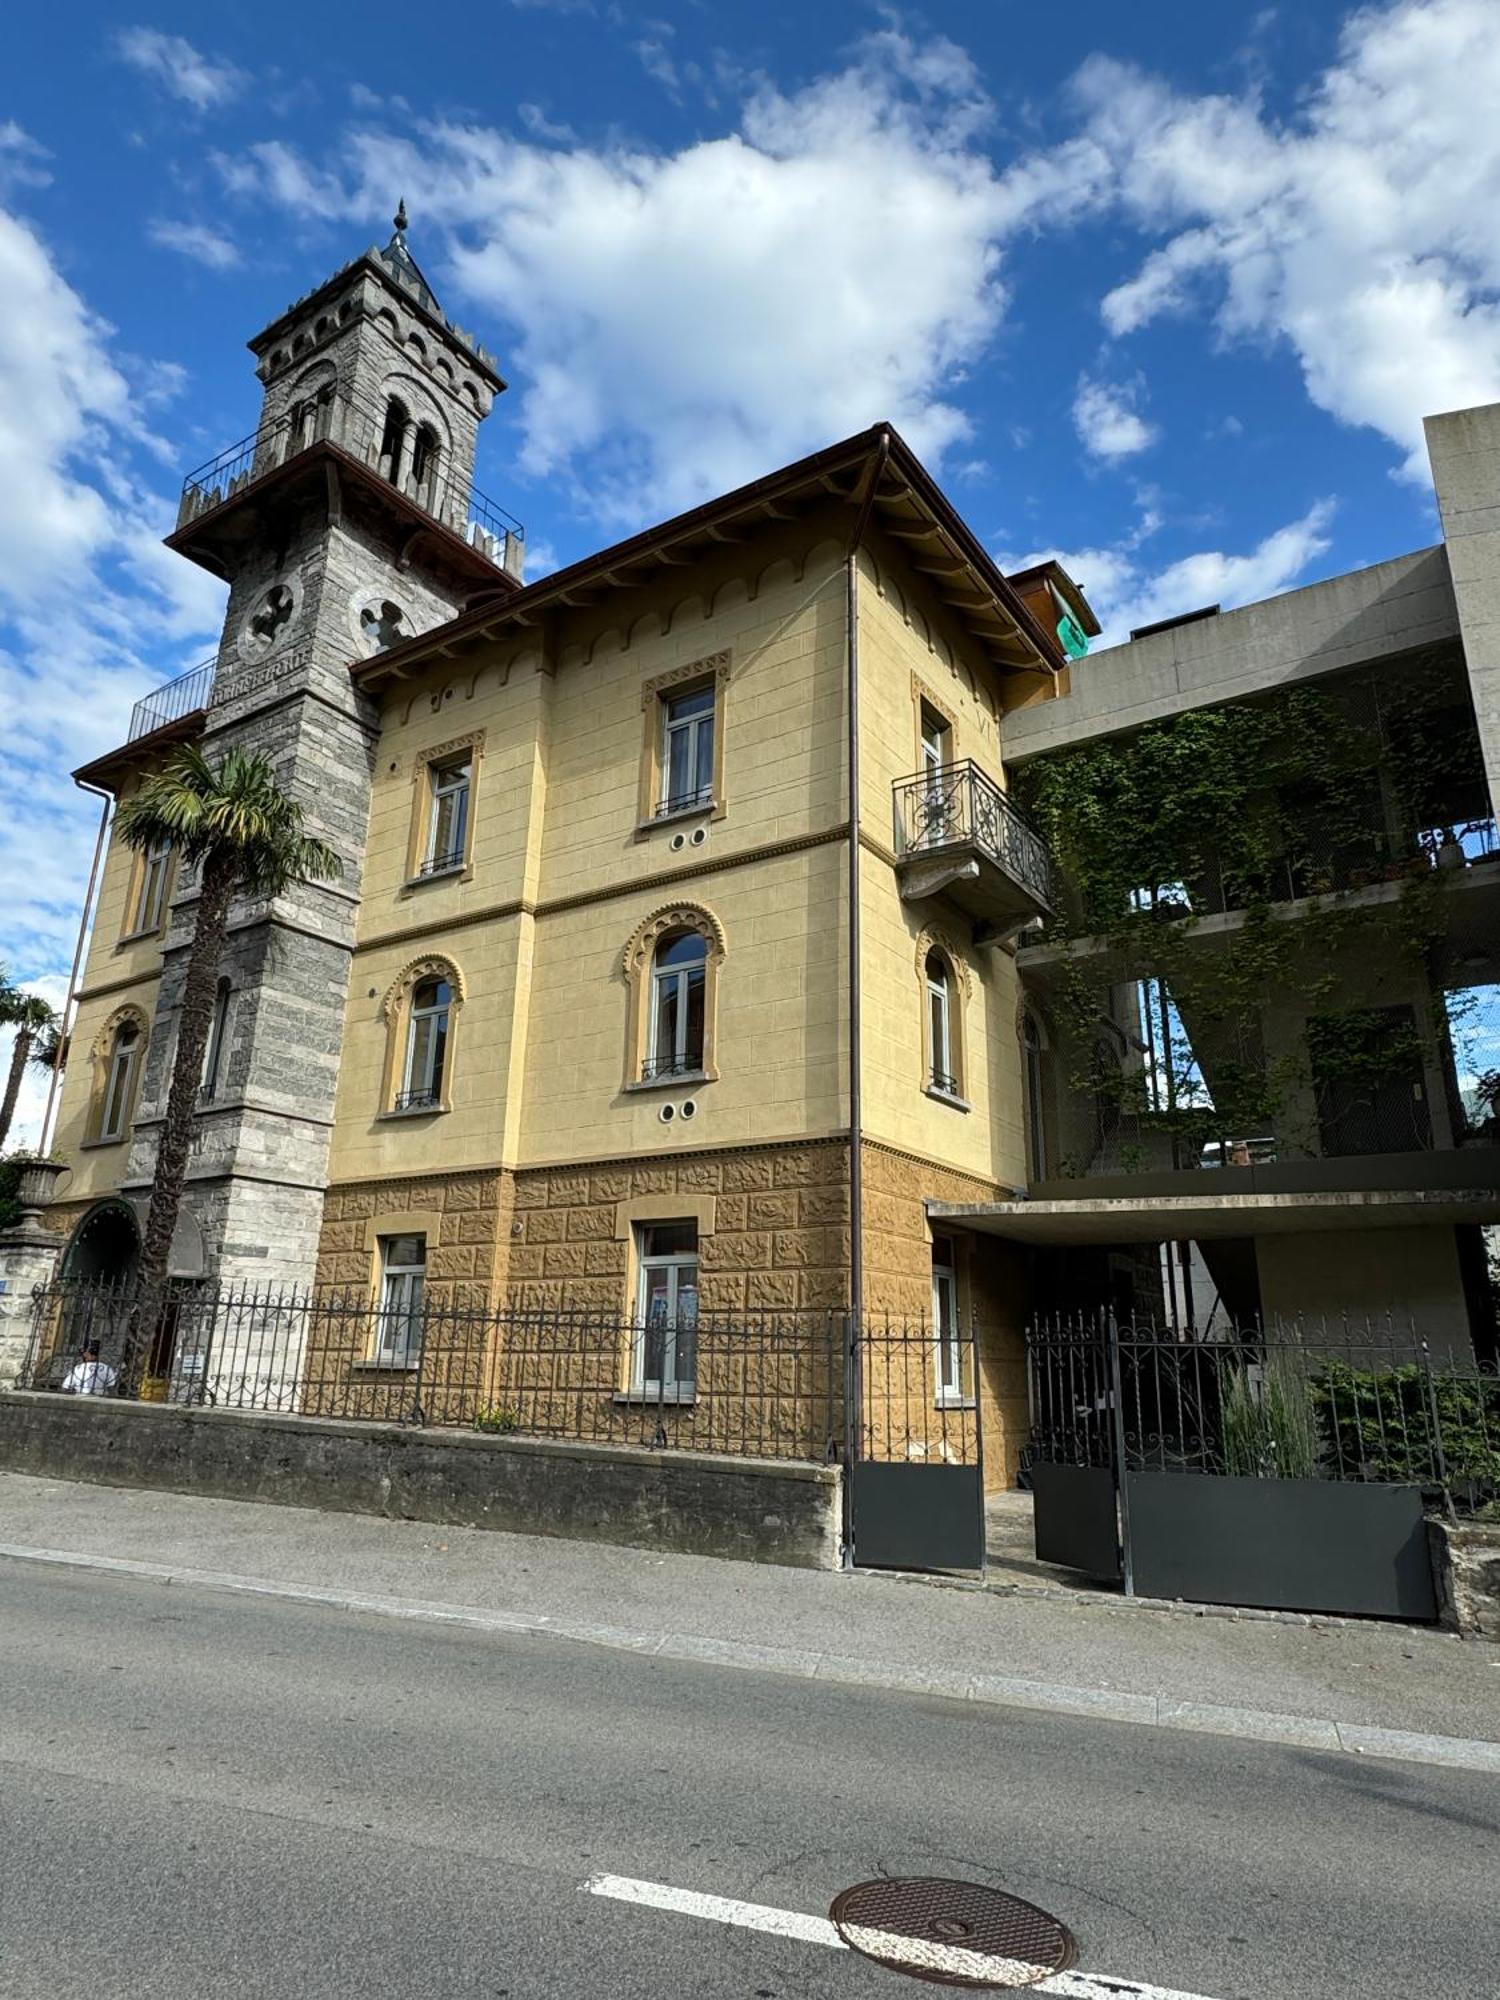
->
{"left": 829, "top": 1877, "right": 1076, "bottom": 1989}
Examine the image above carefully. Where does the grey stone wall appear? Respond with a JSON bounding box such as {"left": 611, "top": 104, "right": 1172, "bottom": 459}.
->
{"left": 0, "top": 1394, "right": 843, "bottom": 1570}
{"left": 125, "top": 245, "right": 504, "bottom": 1290}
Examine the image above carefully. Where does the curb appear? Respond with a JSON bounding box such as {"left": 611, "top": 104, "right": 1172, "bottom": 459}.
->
{"left": 4, "top": 1539, "right": 1498, "bottom": 1775}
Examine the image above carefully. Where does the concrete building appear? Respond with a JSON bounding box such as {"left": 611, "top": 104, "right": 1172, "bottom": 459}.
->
{"left": 9, "top": 227, "right": 1498, "bottom": 1469}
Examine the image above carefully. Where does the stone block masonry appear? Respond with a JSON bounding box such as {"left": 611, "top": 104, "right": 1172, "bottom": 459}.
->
{"left": 0, "top": 1394, "right": 842, "bottom": 1570}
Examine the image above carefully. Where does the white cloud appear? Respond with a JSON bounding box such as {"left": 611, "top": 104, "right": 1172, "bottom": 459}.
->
{"left": 211, "top": 27, "right": 1073, "bottom": 526}
{"left": 115, "top": 27, "right": 247, "bottom": 111}
{"left": 0, "top": 203, "right": 225, "bottom": 994}
{"left": 1003, "top": 498, "right": 1335, "bottom": 649}
{"left": 1076, "top": 0, "right": 1500, "bottom": 477}
{"left": 147, "top": 218, "right": 240, "bottom": 271}
{"left": 1072, "top": 375, "right": 1157, "bottom": 460}
{"left": 0, "top": 121, "right": 51, "bottom": 192}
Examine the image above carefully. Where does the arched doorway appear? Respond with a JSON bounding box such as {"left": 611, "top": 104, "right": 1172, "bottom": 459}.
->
{"left": 61, "top": 1199, "right": 140, "bottom": 1284}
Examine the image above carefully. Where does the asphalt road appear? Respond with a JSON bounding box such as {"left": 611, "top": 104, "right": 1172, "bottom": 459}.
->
{"left": 0, "top": 1561, "right": 1495, "bottom": 2000}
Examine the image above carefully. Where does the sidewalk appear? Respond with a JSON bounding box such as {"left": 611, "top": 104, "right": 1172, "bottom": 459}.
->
{"left": 2, "top": 1470, "right": 1497, "bottom": 1768}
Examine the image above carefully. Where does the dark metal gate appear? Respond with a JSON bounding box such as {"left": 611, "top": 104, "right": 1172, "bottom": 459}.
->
{"left": 1025, "top": 1315, "right": 1454, "bottom": 1620}
{"left": 848, "top": 1318, "right": 985, "bottom": 1573}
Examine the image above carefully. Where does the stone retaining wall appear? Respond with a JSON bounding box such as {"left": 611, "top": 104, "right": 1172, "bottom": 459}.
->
{"left": 0, "top": 1392, "right": 841, "bottom": 1570}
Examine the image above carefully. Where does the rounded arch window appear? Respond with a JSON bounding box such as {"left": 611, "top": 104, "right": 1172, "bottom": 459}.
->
{"left": 925, "top": 951, "right": 958, "bottom": 1097}
{"left": 314, "top": 315, "right": 331, "bottom": 339}
{"left": 647, "top": 929, "right": 708, "bottom": 1080}
{"left": 410, "top": 422, "right": 441, "bottom": 497}
{"left": 97, "top": 1018, "right": 145, "bottom": 1142}
{"left": 399, "top": 976, "right": 452, "bottom": 1112}
{"left": 379, "top": 395, "right": 411, "bottom": 485}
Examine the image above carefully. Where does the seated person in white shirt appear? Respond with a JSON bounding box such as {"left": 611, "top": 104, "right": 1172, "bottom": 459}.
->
{"left": 61, "top": 1339, "right": 118, "bottom": 1396}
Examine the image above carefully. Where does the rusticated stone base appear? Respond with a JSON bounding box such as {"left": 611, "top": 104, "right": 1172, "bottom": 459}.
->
{"left": 862, "top": 1141, "right": 1030, "bottom": 1494}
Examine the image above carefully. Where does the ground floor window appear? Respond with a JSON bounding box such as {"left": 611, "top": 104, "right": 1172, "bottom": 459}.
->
{"left": 634, "top": 1221, "right": 699, "bottom": 1398}
{"left": 374, "top": 1233, "right": 427, "bottom": 1367}
{"left": 932, "top": 1235, "right": 964, "bottom": 1405}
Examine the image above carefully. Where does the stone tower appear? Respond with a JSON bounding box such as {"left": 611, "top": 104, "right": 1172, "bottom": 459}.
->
{"left": 126, "top": 208, "right": 520, "bottom": 1286}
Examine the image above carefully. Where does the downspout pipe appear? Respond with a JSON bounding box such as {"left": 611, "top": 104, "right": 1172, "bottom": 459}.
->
{"left": 845, "top": 429, "right": 888, "bottom": 1328}
{"left": 842, "top": 429, "right": 889, "bottom": 1568}
{"left": 42, "top": 783, "right": 112, "bottom": 1155}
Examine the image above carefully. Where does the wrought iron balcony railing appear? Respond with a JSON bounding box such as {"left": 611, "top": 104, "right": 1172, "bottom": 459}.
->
{"left": 893, "top": 759, "right": 1056, "bottom": 914}
{"left": 127, "top": 659, "right": 216, "bottom": 743}
{"left": 176, "top": 386, "right": 525, "bottom": 575}
{"left": 639, "top": 1052, "right": 704, "bottom": 1082}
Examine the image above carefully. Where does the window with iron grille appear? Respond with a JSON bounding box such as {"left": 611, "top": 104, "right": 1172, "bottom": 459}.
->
{"left": 646, "top": 930, "right": 707, "bottom": 1078}
{"left": 423, "top": 754, "right": 471, "bottom": 875}
{"left": 658, "top": 682, "right": 715, "bottom": 815}
{"left": 926, "top": 950, "right": 958, "bottom": 1097}
{"left": 399, "top": 977, "right": 451, "bottom": 1110}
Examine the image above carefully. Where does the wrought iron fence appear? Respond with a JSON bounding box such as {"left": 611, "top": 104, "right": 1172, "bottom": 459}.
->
{"left": 18, "top": 1280, "right": 847, "bottom": 1464}
{"left": 127, "top": 659, "right": 217, "bottom": 742}
{"left": 1026, "top": 1312, "right": 1500, "bottom": 1515}
{"left": 892, "top": 759, "right": 1056, "bottom": 912}
{"left": 17, "top": 1280, "right": 1005, "bottom": 1481}
{"left": 176, "top": 385, "right": 524, "bottom": 568}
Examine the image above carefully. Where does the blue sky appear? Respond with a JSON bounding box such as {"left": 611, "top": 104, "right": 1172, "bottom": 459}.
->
{"left": 4, "top": 0, "right": 1500, "bottom": 1139}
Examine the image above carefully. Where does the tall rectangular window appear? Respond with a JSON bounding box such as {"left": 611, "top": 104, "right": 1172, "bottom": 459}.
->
{"left": 932, "top": 1236, "right": 963, "bottom": 1404}
{"left": 132, "top": 837, "right": 171, "bottom": 934}
{"left": 920, "top": 703, "right": 951, "bottom": 775}
{"left": 659, "top": 683, "right": 715, "bottom": 815}
{"left": 99, "top": 1024, "right": 141, "bottom": 1142}
{"left": 375, "top": 1234, "right": 427, "bottom": 1367}
{"left": 634, "top": 1221, "right": 699, "bottom": 1398}
{"left": 201, "top": 979, "right": 232, "bottom": 1102}
{"left": 423, "top": 754, "right": 471, "bottom": 875}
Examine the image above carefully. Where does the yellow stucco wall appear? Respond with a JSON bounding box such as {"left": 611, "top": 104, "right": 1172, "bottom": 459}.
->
{"left": 48, "top": 778, "right": 169, "bottom": 1202}
{"left": 326, "top": 525, "right": 855, "bottom": 1186}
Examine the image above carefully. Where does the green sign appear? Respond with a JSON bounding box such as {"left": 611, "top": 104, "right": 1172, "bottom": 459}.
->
{"left": 1056, "top": 610, "right": 1090, "bottom": 660}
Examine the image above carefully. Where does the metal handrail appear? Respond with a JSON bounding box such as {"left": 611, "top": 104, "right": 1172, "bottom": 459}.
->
{"left": 127, "top": 659, "right": 217, "bottom": 742}
{"left": 176, "top": 385, "right": 524, "bottom": 569}
{"left": 893, "top": 759, "right": 1056, "bottom": 911}
{"left": 639, "top": 1052, "right": 704, "bottom": 1081}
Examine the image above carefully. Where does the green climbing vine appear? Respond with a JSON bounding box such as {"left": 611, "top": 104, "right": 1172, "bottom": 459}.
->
{"left": 1015, "top": 652, "right": 1486, "bottom": 1175}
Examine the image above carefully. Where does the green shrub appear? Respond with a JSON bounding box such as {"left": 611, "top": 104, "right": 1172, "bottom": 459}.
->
{"left": 474, "top": 1405, "right": 521, "bottom": 1435}
{"left": 1311, "top": 1362, "right": 1500, "bottom": 1496}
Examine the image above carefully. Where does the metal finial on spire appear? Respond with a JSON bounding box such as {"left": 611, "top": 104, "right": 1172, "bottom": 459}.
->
{"left": 393, "top": 198, "right": 409, "bottom": 237}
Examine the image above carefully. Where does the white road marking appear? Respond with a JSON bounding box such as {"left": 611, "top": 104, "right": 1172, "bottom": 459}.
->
{"left": 582, "top": 1874, "right": 1227, "bottom": 1998}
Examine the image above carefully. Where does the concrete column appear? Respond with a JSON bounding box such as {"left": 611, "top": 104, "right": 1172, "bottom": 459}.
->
{"left": 1425, "top": 403, "right": 1500, "bottom": 815}
{"left": 0, "top": 1220, "right": 62, "bottom": 1388}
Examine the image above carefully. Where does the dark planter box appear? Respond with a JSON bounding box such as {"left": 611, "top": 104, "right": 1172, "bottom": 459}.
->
{"left": 1125, "top": 1470, "right": 1436, "bottom": 1620}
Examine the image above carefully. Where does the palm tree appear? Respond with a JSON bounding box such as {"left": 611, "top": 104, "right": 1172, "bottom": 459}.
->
{"left": 113, "top": 746, "right": 341, "bottom": 1304}
{"left": 0, "top": 987, "right": 58, "bottom": 1151}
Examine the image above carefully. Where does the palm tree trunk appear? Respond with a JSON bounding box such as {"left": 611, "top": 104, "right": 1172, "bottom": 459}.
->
{"left": 0, "top": 1027, "right": 33, "bottom": 1150}
{"left": 135, "top": 852, "right": 237, "bottom": 1325}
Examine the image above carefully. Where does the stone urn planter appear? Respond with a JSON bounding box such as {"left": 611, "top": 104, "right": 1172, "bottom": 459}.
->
{"left": 15, "top": 1158, "right": 69, "bottom": 1211}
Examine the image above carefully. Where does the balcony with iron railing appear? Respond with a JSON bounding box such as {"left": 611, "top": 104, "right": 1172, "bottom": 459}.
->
{"left": 893, "top": 759, "right": 1056, "bottom": 937}
{"left": 127, "top": 659, "right": 216, "bottom": 744}
{"left": 175, "top": 385, "right": 525, "bottom": 576}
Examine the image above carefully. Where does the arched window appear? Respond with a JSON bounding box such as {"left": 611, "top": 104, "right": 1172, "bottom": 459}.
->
{"left": 400, "top": 977, "right": 452, "bottom": 1111}
{"left": 410, "top": 422, "right": 440, "bottom": 500}
{"left": 380, "top": 958, "right": 465, "bottom": 1118}
{"left": 379, "top": 396, "right": 410, "bottom": 486}
{"left": 201, "top": 979, "right": 232, "bottom": 1102}
{"left": 1022, "top": 1011, "right": 1048, "bottom": 1180}
{"left": 647, "top": 931, "right": 707, "bottom": 1080}
{"left": 926, "top": 951, "right": 957, "bottom": 1096}
{"left": 97, "top": 1019, "right": 144, "bottom": 1143}
{"left": 623, "top": 905, "right": 726, "bottom": 1089}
